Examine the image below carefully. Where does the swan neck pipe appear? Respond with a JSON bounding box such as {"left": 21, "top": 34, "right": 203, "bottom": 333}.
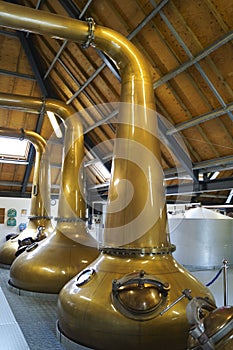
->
{"left": 0, "top": 127, "right": 45, "bottom": 153}
{"left": 0, "top": 92, "right": 75, "bottom": 121}
{"left": 0, "top": 92, "right": 86, "bottom": 220}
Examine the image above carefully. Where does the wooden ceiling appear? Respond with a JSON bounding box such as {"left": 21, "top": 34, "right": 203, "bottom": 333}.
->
{"left": 0, "top": 0, "right": 232, "bottom": 207}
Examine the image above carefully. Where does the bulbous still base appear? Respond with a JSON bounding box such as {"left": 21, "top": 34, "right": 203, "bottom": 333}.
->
{"left": 0, "top": 222, "right": 53, "bottom": 266}
{"left": 9, "top": 229, "right": 99, "bottom": 294}
{"left": 0, "top": 239, "right": 17, "bottom": 267}
{"left": 57, "top": 252, "right": 216, "bottom": 350}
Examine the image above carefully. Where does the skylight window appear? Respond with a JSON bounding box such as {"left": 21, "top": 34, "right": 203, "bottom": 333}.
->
{"left": 93, "top": 161, "right": 111, "bottom": 183}
{"left": 85, "top": 150, "right": 111, "bottom": 183}
{"left": 0, "top": 136, "right": 30, "bottom": 163}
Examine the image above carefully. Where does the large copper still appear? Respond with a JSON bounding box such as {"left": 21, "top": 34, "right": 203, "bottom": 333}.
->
{"left": 0, "top": 92, "right": 98, "bottom": 293}
{"left": 0, "top": 126, "right": 53, "bottom": 266}
{"left": 0, "top": 2, "right": 233, "bottom": 349}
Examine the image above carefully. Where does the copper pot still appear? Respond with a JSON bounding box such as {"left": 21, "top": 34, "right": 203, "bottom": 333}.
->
{"left": 0, "top": 94, "right": 99, "bottom": 293}
{"left": 0, "top": 2, "right": 233, "bottom": 349}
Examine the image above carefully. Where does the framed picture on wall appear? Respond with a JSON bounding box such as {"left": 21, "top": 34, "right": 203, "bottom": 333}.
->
{"left": 21, "top": 209, "right": 27, "bottom": 217}
{"left": 0, "top": 208, "right": 5, "bottom": 224}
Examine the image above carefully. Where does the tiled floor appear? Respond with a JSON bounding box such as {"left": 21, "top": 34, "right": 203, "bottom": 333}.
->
{"left": 0, "top": 287, "right": 29, "bottom": 349}
{"left": 0, "top": 268, "right": 65, "bottom": 350}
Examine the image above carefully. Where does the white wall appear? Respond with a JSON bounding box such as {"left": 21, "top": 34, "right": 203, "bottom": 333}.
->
{"left": 0, "top": 197, "right": 58, "bottom": 244}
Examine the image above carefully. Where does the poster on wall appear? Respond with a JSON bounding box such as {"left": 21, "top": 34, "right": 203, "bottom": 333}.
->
{"left": 19, "top": 222, "right": 27, "bottom": 231}
{"left": 7, "top": 208, "right": 17, "bottom": 218}
{"left": 7, "top": 217, "right": 17, "bottom": 226}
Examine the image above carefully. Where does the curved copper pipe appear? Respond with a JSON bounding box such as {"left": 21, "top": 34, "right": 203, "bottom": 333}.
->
{"left": 0, "top": 127, "right": 46, "bottom": 148}
{"left": 0, "top": 93, "right": 98, "bottom": 291}
{"left": 0, "top": 92, "right": 75, "bottom": 121}
{"left": 0, "top": 96, "right": 85, "bottom": 220}
{"left": 0, "top": 2, "right": 169, "bottom": 251}
{"left": 0, "top": 128, "right": 48, "bottom": 218}
{"left": 0, "top": 127, "right": 53, "bottom": 265}
{"left": 0, "top": 93, "right": 86, "bottom": 220}
{"left": 94, "top": 27, "right": 168, "bottom": 250}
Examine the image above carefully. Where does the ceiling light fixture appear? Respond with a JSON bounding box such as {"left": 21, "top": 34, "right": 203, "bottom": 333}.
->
{"left": 47, "top": 111, "right": 63, "bottom": 138}
{"left": 0, "top": 159, "right": 29, "bottom": 165}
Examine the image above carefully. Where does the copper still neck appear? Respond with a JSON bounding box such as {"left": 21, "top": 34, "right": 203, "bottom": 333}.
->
{"left": 56, "top": 117, "right": 85, "bottom": 221}
{"left": 94, "top": 27, "right": 170, "bottom": 250}
{"left": 0, "top": 92, "right": 87, "bottom": 229}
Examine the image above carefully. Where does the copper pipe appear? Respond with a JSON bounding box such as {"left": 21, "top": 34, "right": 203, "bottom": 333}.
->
{"left": 0, "top": 1, "right": 88, "bottom": 43}
{"left": 0, "top": 127, "right": 48, "bottom": 217}
{"left": 0, "top": 127, "right": 53, "bottom": 265}
{"left": 0, "top": 92, "right": 76, "bottom": 121}
{"left": 0, "top": 2, "right": 169, "bottom": 251}
{"left": 0, "top": 93, "right": 86, "bottom": 220}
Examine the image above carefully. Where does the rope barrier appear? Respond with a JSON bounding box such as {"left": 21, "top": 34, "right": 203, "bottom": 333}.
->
{"left": 205, "top": 268, "right": 222, "bottom": 287}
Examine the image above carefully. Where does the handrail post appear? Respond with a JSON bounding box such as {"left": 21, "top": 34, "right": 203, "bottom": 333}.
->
{"left": 222, "top": 259, "right": 229, "bottom": 306}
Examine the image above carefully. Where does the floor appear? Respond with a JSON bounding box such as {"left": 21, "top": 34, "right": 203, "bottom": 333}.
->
{"left": 0, "top": 287, "right": 29, "bottom": 350}
{"left": 0, "top": 266, "right": 232, "bottom": 350}
{"left": 0, "top": 268, "right": 65, "bottom": 350}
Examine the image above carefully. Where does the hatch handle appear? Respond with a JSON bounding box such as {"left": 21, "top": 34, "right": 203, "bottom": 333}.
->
{"left": 160, "top": 288, "right": 192, "bottom": 316}
{"left": 112, "top": 270, "right": 170, "bottom": 296}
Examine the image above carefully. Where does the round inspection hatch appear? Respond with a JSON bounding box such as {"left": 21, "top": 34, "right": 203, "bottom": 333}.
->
{"left": 26, "top": 242, "right": 38, "bottom": 252}
{"left": 111, "top": 270, "right": 170, "bottom": 320}
{"left": 76, "top": 268, "right": 96, "bottom": 287}
{"left": 118, "top": 285, "right": 164, "bottom": 312}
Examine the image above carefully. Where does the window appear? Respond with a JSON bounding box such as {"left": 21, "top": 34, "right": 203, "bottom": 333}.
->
{"left": 0, "top": 137, "right": 30, "bottom": 163}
